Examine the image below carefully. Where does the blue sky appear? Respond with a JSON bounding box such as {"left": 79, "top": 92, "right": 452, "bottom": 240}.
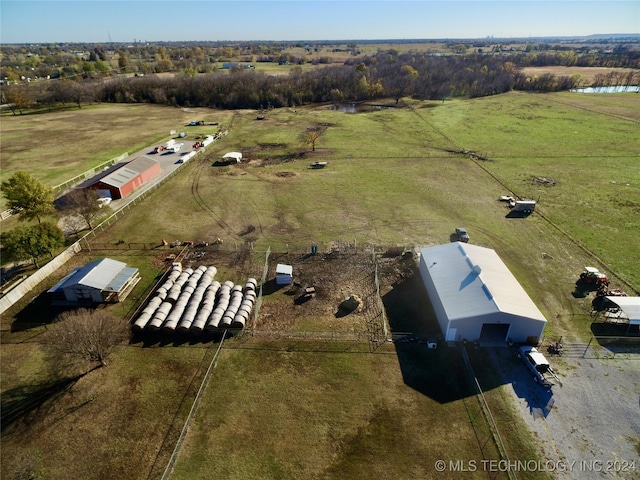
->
{"left": 1, "top": 1, "right": 638, "bottom": 44}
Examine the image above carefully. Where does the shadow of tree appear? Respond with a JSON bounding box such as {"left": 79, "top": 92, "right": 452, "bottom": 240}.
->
{"left": 11, "top": 291, "right": 68, "bottom": 332}
{"left": 1, "top": 374, "right": 84, "bottom": 434}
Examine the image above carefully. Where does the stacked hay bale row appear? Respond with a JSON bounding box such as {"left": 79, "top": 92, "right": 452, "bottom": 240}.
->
{"left": 131, "top": 264, "right": 257, "bottom": 335}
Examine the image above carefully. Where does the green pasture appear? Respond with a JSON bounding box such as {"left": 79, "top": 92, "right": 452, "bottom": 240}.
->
{"left": 93, "top": 93, "right": 638, "bottom": 335}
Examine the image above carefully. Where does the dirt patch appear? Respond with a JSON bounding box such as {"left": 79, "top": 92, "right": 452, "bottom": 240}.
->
{"left": 150, "top": 248, "right": 415, "bottom": 336}
{"left": 274, "top": 171, "right": 296, "bottom": 178}
{"left": 532, "top": 176, "right": 558, "bottom": 186}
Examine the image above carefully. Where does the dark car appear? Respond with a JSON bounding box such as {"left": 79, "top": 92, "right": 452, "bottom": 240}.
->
{"left": 455, "top": 227, "right": 469, "bottom": 243}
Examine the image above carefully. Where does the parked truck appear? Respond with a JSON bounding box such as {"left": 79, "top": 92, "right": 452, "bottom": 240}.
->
{"left": 517, "top": 345, "right": 561, "bottom": 388}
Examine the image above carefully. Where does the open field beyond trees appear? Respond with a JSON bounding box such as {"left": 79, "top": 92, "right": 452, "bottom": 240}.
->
{"left": 1, "top": 91, "right": 639, "bottom": 479}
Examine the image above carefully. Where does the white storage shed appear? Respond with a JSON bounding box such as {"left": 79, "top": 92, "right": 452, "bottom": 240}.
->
{"left": 222, "top": 152, "right": 243, "bottom": 163}
{"left": 275, "top": 264, "right": 293, "bottom": 285}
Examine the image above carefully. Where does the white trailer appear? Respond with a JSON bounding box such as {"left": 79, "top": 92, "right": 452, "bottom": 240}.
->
{"left": 512, "top": 200, "right": 536, "bottom": 212}
{"left": 222, "top": 151, "right": 243, "bottom": 164}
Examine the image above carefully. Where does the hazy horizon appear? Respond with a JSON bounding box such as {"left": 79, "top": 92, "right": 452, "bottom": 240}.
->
{"left": 1, "top": 1, "right": 639, "bottom": 45}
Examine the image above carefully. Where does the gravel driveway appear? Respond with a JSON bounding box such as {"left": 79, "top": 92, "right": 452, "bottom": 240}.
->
{"left": 490, "top": 345, "right": 639, "bottom": 479}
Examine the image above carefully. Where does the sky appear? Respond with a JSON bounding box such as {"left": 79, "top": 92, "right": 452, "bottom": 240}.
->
{"left": 1, "top": 0, "right": 638, "bottom": 44}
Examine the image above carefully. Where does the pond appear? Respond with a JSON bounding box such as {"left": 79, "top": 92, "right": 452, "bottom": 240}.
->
{"left": 571, "top": 86, "right": 640, "bottom": 93}
{"left": 328, "top": 103, "right": 357, "bottom": 113}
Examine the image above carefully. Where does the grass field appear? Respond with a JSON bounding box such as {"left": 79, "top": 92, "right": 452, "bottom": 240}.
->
{"left": 1, "top": 91, "right": 638, "bottom": 479}
{"left": 91, "top": 92, "right": 639, "bottom": 325}
{"left": 0, "top": 103, "right": 231, "bottom": 190}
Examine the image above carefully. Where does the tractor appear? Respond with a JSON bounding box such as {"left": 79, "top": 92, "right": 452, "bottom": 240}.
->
{"left": 579, "top": 267, "right": 610, "bottom": 288}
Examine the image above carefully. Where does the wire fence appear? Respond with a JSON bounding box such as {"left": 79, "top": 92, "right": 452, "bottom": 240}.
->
{"left": 461, "top": 344, "right": 515, "bottom": 480}
{"left": 160, "top": 333, "right": 227, "bottom": 480}
{"left": 253, "top": 246, "right": 270, "bottom": 323}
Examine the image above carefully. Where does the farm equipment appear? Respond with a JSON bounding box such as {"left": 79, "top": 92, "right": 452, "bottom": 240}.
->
{"left": 193, "top": 141, "right": 203, "bottom": 149}
{"left": 153, "top": 146, "right": 165, "bottom": 153}
{"left": 579, "top": 267, "right": 610, "bottom": 288}
{"left": 591, "top": 287, "right": 627, "bottom": 312}
{"left": 547, "top": 337, "right": 563, "bottom": 356}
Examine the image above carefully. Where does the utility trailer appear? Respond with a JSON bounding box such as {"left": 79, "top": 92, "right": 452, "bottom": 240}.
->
{"left": 512, "top": 200, "right": 536, "bottom": 213}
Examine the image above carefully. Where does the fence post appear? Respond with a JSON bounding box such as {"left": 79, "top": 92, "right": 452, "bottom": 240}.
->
{"left": 583, "top": 337, "right": 593, "bottom": 358}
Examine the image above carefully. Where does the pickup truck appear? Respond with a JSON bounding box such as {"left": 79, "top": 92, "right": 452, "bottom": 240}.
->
{"left": 517, "top": 346, "right": 561, "bottom": 388}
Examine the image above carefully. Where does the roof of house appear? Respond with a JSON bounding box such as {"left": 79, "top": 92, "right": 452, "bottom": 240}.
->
{"left": 420, "top": 243, "right": 547, "bottom": 323}
{"left": 48, "top": 258, "right": 138, "bottom": 293}
{"left": 98, "top": 156, "right": 159, "bottom": 189}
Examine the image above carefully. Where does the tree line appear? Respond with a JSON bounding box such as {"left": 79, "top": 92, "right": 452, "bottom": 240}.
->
{"left": 6, "top": 50, "right": 639, "bottom": 113}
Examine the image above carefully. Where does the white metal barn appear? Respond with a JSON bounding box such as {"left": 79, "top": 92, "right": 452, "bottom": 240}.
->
{"left": 48, "top": 258, "right": 140, "bottom": 305}
{"left": 418, "top": 243, "right": 547, "bottom": 344}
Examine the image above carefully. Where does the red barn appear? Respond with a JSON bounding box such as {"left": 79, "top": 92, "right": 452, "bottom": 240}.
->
{"left": 92, "top": 156, "right": 161, "bottom": 199}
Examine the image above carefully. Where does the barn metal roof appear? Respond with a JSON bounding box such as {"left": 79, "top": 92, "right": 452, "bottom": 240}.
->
{"left": 420, "top": 243, "right": 547, "bottom": 322}
{"left": 98, "top": 156, "right": 158, "bottom": 188}
{"left": 605, "top": 296, "right": 640, "bottom": 325}
{"left": 48, "top": 258, "right": 137, "bottom": 293}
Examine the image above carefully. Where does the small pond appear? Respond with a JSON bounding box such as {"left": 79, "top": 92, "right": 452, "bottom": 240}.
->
{"left": 571, "top": 86, "right": 640, "bottom": 93}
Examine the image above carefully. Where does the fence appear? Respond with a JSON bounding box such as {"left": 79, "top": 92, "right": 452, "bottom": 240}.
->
{"left": 0, "top": 241, "right": 82, "bottom": 315}
{"left": 461, "top": 344, "right": 515, "bottom": 480}
{"left": 160, "top": 334, "right": 227, "bottom": 480}
{"left": 0, "top": 152, "right": 129, "bottom": 223}
{"left": 0, "top": 151, "right": 191, "bottom": 314}
{"left": 552, "top": 336, "right": 640, "bottom": 359}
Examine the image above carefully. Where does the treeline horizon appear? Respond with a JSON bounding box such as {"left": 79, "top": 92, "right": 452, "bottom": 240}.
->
{"left": 3, "top": 50, "right": 640, "bottom": 113}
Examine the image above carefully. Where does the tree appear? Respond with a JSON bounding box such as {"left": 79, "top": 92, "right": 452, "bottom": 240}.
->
{"left": 2, "top": 222, "right": 65, "bottom": 268}
{"left": 1, "top": 171, "right": 55, "bottom": 223}
{"left": 384, "top": 64, "right": 418, "bottom": 104}
{"left": 60, "top": 188, "right": 107, "bottom": 230}
{"left": 47, "top": 309, "right": 129, "bottom": 369}
{"left": 301, "top": 125, "right": 328, "bottom": 152}
{"left": 2, "top": 83, "right": 35, "bottom": 115}
{"left": 117, "top": 50, "right": 129, "bottom": 71}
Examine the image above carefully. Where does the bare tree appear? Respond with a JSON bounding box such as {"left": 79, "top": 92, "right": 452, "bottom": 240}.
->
{"left": 47, "top": 309, "right": 129, "bottom": 370}
{"left": 60, "top": 188, "right": 107, "bottom": 230}
{"left": 301, "top": 125, "right": 328, "bottom": 152}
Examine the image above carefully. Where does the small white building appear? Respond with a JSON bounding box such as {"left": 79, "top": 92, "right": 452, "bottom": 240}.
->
{"left": 222, "top": 151, "right": 243, "bottom": 164}
{"left": 419, "top": 243, "right": 547, "bottom": 344}
{"left": 275, "top": 264, "right": 293, "bottom": 285}
{"left": 48, "top": 258, "right": 140, "bottom": 305}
